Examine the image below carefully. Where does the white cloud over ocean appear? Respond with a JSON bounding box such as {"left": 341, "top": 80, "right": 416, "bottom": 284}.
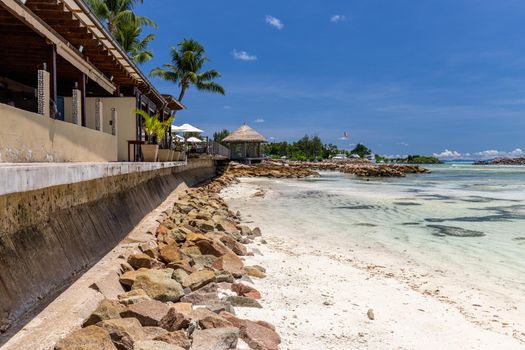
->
{"left": 433, "top": 148, "right": 524, "bottom": 160}
{"left": 232, "top": 50, "right": 257, "bottom": 61}
{"left": 266, "top": 15, "right": 284, "bottom": 30}
{"left": 254, "top": 118, "right": 265, "bottom": 123}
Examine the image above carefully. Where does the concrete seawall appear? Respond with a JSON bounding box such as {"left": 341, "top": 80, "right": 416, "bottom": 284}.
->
{"left": 0, "top": 159, "right": 216, "bottom": 333}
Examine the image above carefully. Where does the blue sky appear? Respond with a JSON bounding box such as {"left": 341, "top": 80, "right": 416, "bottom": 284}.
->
{"left": 139, "top": 0, "right": 525, "bottom": 158}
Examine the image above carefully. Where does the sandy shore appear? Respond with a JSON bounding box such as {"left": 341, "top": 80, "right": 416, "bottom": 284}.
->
{"left": 222, "top": 179, "right": 525, "bottom": 350}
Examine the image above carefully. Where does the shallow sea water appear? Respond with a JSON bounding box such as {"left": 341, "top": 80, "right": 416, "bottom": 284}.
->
{"left": 243, "top": 164, "right": 525, "bottom": 298}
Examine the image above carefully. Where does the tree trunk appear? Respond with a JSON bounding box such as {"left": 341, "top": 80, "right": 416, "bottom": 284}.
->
{"left": 178, "top": 84, "right": 187, "bottom": 102}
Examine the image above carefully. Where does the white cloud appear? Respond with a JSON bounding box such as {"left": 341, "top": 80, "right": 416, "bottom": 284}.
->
{"left": 330, "top": 15, "right": 347, "bottom": 23}
{"left": 266, "top": 15, "right": 284, "bottom": 30}
{"left": 232, "top": 50, "right": 257, "bottom": 61}
{"left": 396, "top": 142, "right": 409, "bottom": 146}
{"left": 434, "top": 148, "right": 524, "bottom": 160}
{"left": 223, "top": 105, "right": 232, "bottom": 110}
{"left": 433, "top": 149, "right": 462, "bottom": 159}
{"left": 254, "top": 118, "right": 265, "bottom": 123}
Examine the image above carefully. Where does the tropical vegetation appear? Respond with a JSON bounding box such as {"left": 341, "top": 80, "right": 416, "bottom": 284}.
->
{"left": 264, "top": 135, "right": 347, "bottom": 161}
{"left": 213, "top": 129, "right": 230, "bottom": 145}
{"left": 87, "top": 0, "right": 156, "bottom": 63}
{"left": 135, "top": 109, "right": 172, "bottom": 144}
{"left": 375, "top": 154, "right": 442, "bottom": 164}
{"left": 150, "top": 39, "right": 225, "bottom": 102}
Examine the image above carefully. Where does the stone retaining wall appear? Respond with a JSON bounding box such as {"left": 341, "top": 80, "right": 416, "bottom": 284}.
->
{"left": 0, "top": 159, "right": 216, "bottom": 332}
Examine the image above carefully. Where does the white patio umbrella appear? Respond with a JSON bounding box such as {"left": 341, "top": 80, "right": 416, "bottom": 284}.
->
{"left": 174, "top": 134, "right": 185, "bottom": 142}
{"left": 171, "top": 123, "right": 203, "bottom": 133}
{"left": 186, "top": 136, "right": 203, "bottom": 143}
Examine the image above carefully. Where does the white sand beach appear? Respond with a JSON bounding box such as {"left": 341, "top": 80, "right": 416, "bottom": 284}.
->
{"left": 222, "top": 178, "right": 525, "bottom": 350}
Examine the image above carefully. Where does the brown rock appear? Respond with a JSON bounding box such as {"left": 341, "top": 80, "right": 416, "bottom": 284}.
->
{"left": 214, "top": 218, "right": 239, "bottom": 234}
{"left": 214, "top": 270, "right": 234, "bottom": 283}
{"left": 190, "top": 327, "right": 239, "bottom": 350}
{"left": 118, "top": 289, "right": 152, "bottom": 306}
{"left": 367, "top": 308, "right": 375, "bottom": 320}
{"left": 172, "top": 269, "right": 189, "bottom": 284}
{"left": 159, "top": 244, "right": 182, "bottom": 263}
{"left": 166, "top": 260, "right": 195, "bottom": 274}
{"left": 97, "top": 318, "right": 145, "bottom": 350}
{"left": 226, "top": 296, "right": 262, "bottom": 308}
{"left": 128, "top": 254, "right": 156, "bottom": 270}
{"left": 181, "top": 270, "right": 216, "bottom": 291}
{"left": 83, "top": 299, "right": 126, "bottom": 327}
{"left": 142, "top": 326, "right": 168, "bottom": 340}
{"left": 211, "top": 252, "right": 244, "bottom": 277}
{"left": 219, "top": 236, "right": 248, "bottom": 256}
{"left": 193, "top": 239, "right": 230, "bottom": 257}
{"left": 251, "top": 227, "right": 262, "bottom": 237}
{"left": 158, "top": 309, "right": 190, "bottom": 332}
{"left": 154, "top": 330, "right": 190, "bottom": 350}
{"left": 119, "top": 268, "right": 150, "bottom": 287}
{"left": 231, "top": 283, "right": 261, "bottom": 300}
{"left": 120, "top": 300, "right": 170, "bottom": 326}
{"left": 131, "top": 269, "right": 184, "bottom": 303}
{"left": 139, "top": 241, "right": 159, "bottom": 259}
{"left": 170, "top": 302, "right": 193, "bottom": 317}
{"left": 244, "top": 266, "right": 267, "bottom": 279}
{"left": 241, "top": 320, "right": 281, "bottom": 350}
{"left": 180, "top": 283, "right": 219, "bottom": 305}
{"left": 189, "top": 308, "right": 233, "bottom": 329}
{"left": 55, "top": 325, "right": 116, "bottom": 350}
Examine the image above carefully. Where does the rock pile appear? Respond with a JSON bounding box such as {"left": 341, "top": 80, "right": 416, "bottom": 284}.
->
{"left": 225, "top": 160, "right": 429, "bottom": 178}
{"left": 474, "top": 157, "right": 525, "bottom": 165}
{"left": 55, "top": 182, "right": 280, "bottom": 350}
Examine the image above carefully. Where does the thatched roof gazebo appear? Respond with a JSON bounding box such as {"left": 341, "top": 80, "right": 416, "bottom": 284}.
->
{"left": 223, "top": 123, "right": 267, "bottom": 163}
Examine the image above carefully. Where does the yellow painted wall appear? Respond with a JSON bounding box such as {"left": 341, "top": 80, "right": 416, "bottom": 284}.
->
{"left": 63, "top": 97, "right": 137, "bottom": 161}
{"left": 0, "top": 103, "right": 117, "bottom": 162}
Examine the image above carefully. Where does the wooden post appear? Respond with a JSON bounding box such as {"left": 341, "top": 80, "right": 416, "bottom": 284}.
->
{"left": 79, "top": 73, "right": 87, "bottom": 127}
{"left": 49, "top": 44, "right": 57, "bottom": 116}
{"left": 111, "top": 108, "right": 117, "bottom": 136}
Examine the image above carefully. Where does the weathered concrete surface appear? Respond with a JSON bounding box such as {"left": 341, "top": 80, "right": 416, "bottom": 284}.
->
{"left": 0, "top": 158, "right": 216, "bottom": 342}
{"left": 0, "top": 161, "right": 188, "bottom": 196}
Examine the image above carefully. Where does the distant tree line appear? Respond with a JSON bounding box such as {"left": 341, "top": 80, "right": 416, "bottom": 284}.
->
{"left": 375, "top": 154, "right": 442, "bottom": 164}
{"left": 262, "top": 136, "right": 372, "bottom": 161}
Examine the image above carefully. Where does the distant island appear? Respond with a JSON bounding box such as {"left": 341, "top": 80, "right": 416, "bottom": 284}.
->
{"left": 474, "top": 157, "right": 525, "bottom": 165}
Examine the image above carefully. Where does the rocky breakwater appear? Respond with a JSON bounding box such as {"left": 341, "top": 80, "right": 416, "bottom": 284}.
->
{"left": 55, "top": 183, "right": 280, "bottom": 350}
{"left": 474, "top": 157, "right": 525, "bottom": 165}
{"left": 264, "top": 160, "right": 429, "bottom": 177}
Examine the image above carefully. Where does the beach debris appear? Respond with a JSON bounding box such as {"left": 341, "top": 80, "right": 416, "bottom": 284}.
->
{"left": 367, "top": 309, "right": 375, "bottom": 320}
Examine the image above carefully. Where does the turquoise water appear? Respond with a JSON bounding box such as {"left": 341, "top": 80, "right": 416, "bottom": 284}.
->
{"left": 250, "top": 164, "right": 525, "bottom": 294}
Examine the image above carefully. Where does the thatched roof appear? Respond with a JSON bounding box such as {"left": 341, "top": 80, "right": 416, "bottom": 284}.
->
{"left": 222, "top": 124, "right": 267, "bottom": 143}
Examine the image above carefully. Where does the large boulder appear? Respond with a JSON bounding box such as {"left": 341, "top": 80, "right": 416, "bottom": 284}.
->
{"left": 190, "top": 327, "right": 239, "bottom": 350}
{"left": 181, "top": 270, "right": 216, "bottom": 291}
{"left": 132, "top": 340, "right": 185, "bottom": 350}
{"left": 193, "top": 239, "right": 231, "bottom": 257}
{"left": 55, "top": 325, "right": 116, "bottom": 350}
{"left": 120, "top": 300, "right": 170, "bottom": 326}
{"left": 97, "top": 318, "right": 146, "bottom": 350}
{"left": 83, "top": 299, "right": 126, "bottom": 327}
{"left": 211, "top": 253, "right": 244, "bottom": 277}
{"left": 128, "top": 254, "right": 157, "bottom": 270}
{"left": 131, "top": 269, "right": 184, "bottom": 303}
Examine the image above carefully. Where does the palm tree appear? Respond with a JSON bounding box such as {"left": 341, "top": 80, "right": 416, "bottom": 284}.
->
{"left": 150, "top": 39, "right": 225, "bottom": 102}
{"left": 116, "top": 14, "right": 156, "bottom": 63}
{"left": 87, "top": 0, "right": 143, "bottom": 34}
{"left": 87, "top": 0, "right": 155, "bottom": 63}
